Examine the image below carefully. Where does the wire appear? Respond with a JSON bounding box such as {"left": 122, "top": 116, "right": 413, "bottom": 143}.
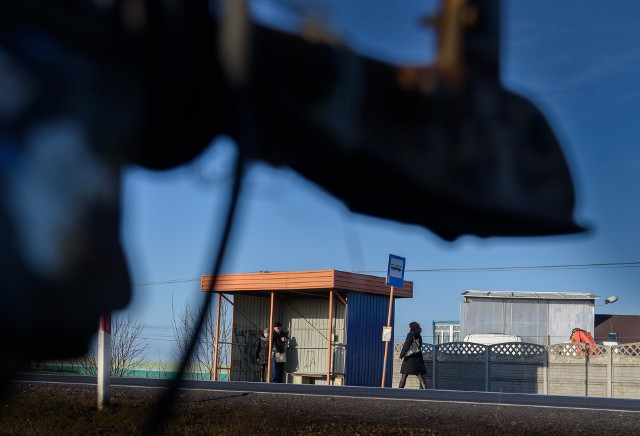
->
{"left": 144, "top": 125, "right": 246, "bottom": 436}
{"left": 132, "top": 278, "right": 200, "bottom": 287}
{"left": 144, "top": 0, "right": 255, "bottom": 428}
{"left": 129, "top": 261, "right": 640, "bottom": 290}
{"left": 356, "top": 261, "right": 640, "bottom": 274}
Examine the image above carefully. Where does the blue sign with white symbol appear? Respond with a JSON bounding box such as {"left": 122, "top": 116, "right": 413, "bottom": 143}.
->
{"left": 386, "top": 254, "right": 406, "bottom": 288}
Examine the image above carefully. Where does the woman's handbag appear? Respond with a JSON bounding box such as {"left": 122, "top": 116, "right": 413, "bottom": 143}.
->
{"left": 274, "top": 344, "right": 287, "bottom": 362}
{"left": 404, "top": 337, "right": 421, "bottom": 357}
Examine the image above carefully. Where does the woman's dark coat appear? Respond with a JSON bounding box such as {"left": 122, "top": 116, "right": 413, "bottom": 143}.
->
{"left": 399, "top": 331, "right": 427, "bottom": 375}
{"left": 256, "top": 336, "right": 269, "bottom": 365}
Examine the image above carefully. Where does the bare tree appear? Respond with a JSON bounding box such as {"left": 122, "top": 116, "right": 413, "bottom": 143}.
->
{"left": 153, "top": 348, "right": 169, "bottom": 379}
{"left": 73, "top": 313, "right": 148, "bottom": 377}
{"left": 172, "top": 295, "right": 230, "bottom": 380}
{"left": 172, "top": 296, "right": 199, "bottom": 378}
{"left": 111, "top": 314, "right": 148, "bottom": 377}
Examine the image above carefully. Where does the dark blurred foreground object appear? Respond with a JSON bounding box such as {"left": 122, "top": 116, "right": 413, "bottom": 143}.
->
{"left": 0, "top": 0, "right": 581, "bottom": 388}
{"left": 247, "top": 0, "right": 581, "bottom": 240}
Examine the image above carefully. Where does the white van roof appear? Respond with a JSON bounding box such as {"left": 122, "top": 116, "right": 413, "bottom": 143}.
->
{"left": 463, "top": 334, "right": 523, "bottom": 345}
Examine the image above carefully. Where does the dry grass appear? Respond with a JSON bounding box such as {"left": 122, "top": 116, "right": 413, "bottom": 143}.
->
{"left": 2, "top": 382, "right": 640, "bottom": 435}
{"left": 0, "top": 383, "right": 435, "bottom": 435}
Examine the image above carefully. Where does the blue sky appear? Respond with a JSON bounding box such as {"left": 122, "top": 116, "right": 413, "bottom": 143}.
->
{"left": 120, "top": 1, "right": 640, "bottom": 359}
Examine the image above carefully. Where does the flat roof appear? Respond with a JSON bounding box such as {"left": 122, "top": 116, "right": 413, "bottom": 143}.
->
{"left": 461, "top": 290, "right": 600, "bottom": 300}
{"left": 201, "top": 270, "right": 413, "bottom": 298}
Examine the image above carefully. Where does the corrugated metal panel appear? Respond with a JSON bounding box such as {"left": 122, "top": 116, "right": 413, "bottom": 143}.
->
{"left": 548, "top": 300, "right": 593, "bottom": 343}
{"left": 461, "top": 299, "right": 504, "bottom": 336}
{"left": 201, "top": 270, "right": 412, "bottom": 298}
{"left": 234, "top": 295, "right": 275, "bottom": 332}
{"left": 345, "top": 292, "right": 394, "bottom": 387}
{"left": 282, "top": 297, "right": 346, "bottom": 375}
{"left": 504, "top": 300, "right": 548, "bottom": 343}
{"left": 202, "top": 270, "right": 335, "bottom": 292}
{"left": 231, "top": 295, "right": 276, "bottom": 381}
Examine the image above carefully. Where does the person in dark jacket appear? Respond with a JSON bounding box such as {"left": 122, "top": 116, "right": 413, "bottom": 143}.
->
{"left": 255, "top": 328, "right": 270, "bottom": 382}
{"left": 271, "top": 321, "right": 289, "bottom": 383}
{"left": 399, "top": 321, "right": 427, "bottom": 389}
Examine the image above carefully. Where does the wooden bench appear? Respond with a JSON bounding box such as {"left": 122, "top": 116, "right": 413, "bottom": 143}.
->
{"left": 291, "top": 372, "right": 344, "bottom": 385}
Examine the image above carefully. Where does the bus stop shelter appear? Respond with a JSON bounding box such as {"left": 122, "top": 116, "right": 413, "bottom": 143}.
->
{"left": 201, "top": 270, "right": 412, "bottom": 386}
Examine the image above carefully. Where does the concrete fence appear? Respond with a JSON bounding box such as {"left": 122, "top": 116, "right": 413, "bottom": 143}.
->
{"left": 393, "top": 341, "right": 640, "bottom": 399}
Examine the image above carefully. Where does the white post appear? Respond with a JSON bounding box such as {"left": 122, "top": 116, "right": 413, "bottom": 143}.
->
{"left": 543, "top": 349, "right": 549, "bottom": 395}
{"left": 607, "top": 345, "right": 613, "bottom": 398}
{"left": 97, "top": 313, "right": 112, "bottom": 410}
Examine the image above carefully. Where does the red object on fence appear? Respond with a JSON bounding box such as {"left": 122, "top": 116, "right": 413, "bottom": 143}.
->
{"left": 569, "top": 328, "right": 602, "bottom": 356}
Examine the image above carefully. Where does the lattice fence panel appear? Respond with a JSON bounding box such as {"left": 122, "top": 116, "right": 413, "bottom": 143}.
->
{"left": 491, "top": 342, "right": 546, "bottom": 357}
{"left": 438, "top": 342, "right": 486, "bottom": 356}
{"left": 548, "top": 342, "right": 607, "bottom": 357}
{"left": 614, "top": 342, "right": 640, "bottom": 357}
{"left": 421, "top": 343, "right": 434, "bottom": 354}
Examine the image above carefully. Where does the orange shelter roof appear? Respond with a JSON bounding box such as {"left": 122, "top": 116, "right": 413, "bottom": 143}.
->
{"left": 201, "top": 270, "right": 412, "bottom": 298}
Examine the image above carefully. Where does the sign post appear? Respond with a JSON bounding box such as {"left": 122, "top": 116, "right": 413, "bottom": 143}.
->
{"left": 381, "top": 254, "right": 405, "bottom": 387}
{"left": 97, "top": 313, "right": 111, "bottom": 410}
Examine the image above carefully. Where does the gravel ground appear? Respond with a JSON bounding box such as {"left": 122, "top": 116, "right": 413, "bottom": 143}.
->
{"left": 1, "top": 382, "right": 640, "bottom": 435}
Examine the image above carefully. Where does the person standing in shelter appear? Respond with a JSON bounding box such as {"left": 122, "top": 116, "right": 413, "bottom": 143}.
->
{"left": 255, "top": 328, "right": 270, "bottom": 382}
{"left": 271, "top": 321, "right": 288, "bottom": 383}
{"left": 398, "top": 321, "right": 427, "bottom": 389}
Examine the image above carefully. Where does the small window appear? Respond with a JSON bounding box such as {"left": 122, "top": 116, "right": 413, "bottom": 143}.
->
{"left": 608, "top": 332, "right": 618, "bottom": 341}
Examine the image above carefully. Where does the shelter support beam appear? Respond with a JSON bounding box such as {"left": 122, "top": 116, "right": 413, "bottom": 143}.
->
{"left": 267, "top": 291, "right": 275, "bottom": 383}
{"left": 334, "top": 292, "right": 347, "bottom": 306}
{"left": 213, "top": 293, "right": 222, "bottom": 381}
{"left": 327, "top": 289, "right": 334, "bottom": 384}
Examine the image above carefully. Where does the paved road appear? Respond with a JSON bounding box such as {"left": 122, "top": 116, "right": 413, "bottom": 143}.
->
{"left": 13, "top": 372, "right": 640, "bottom": 413}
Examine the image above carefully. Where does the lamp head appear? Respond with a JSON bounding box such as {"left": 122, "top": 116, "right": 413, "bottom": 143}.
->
{"left": 604, "top": 296, "right": 619, "bottom": 305}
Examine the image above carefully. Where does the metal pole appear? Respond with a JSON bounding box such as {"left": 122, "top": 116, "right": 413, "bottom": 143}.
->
{"left": 432, "top": 346, "right": 437, "bottom": 389}
{"left": 327, "top": 290, "right": 334, "bottom": 384}
{"left": 267, "top": 291, "right": 275, "bottom": 383}
{"left": 97, "top": 313, "right": 111, "bottom": 410}
{"left": 381, "top": 286, "right": 395, "bottom": 387}
{"left": 485, "top": 346, "right": 490, "bottom": 392}
{"left": 213, "top": 293, "right": 222, "bottom": 381}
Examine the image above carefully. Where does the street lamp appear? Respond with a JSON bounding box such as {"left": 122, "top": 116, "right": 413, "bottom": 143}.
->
{"left": 596, "top": 295, "right": 619, "bottom": 306}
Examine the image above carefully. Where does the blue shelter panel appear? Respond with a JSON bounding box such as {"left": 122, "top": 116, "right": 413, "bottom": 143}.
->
{"left": 345, "top": 291, "right": 394, "bottom": 387}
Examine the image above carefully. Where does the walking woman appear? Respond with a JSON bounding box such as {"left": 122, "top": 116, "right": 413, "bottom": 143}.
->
{"left": 398, "top": 321, "right": 427, "bottom": 389}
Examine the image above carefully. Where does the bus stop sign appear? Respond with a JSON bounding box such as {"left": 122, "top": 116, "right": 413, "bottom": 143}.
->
{"left": 386, "top": 254, "right": 405, "bottom": 288}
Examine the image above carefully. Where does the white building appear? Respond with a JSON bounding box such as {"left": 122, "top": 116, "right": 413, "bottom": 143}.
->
{"left": 460, "top": 290, "right": 599, "bottom": 345}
